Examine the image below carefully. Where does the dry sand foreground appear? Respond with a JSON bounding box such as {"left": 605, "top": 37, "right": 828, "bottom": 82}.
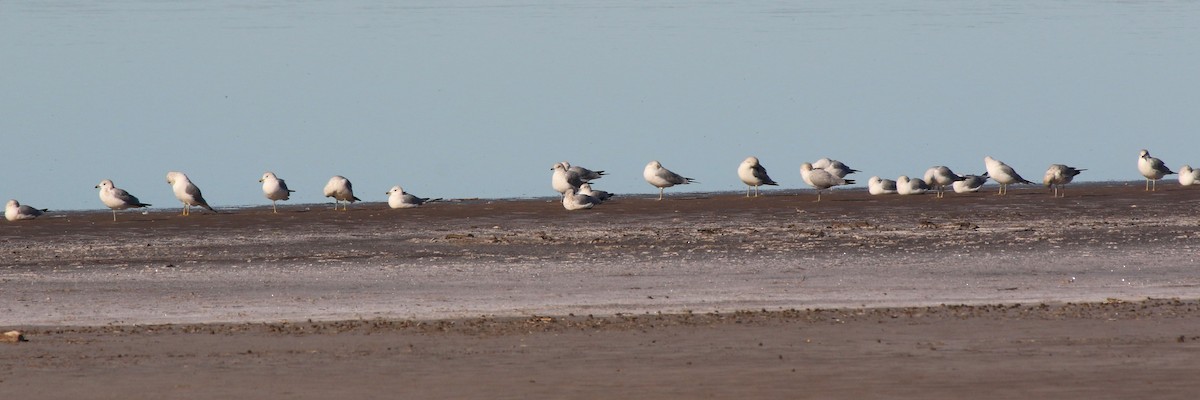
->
{"left": 2, "top": 183, "right": 1200, "bottom": 399}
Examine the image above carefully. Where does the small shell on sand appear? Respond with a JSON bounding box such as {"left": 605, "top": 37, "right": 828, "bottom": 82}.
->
{"left": 2, "top": 330, "right": 28, "bottom": 343}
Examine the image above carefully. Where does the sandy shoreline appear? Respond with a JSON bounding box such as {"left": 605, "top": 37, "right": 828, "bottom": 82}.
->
{"left": 3, "top": 183, "right": 1200, "bottom": 398}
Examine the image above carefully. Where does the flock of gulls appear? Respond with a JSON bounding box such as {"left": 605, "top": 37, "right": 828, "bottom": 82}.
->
{"left": 3, "top": 150, "right": 1198, "bottom": 220}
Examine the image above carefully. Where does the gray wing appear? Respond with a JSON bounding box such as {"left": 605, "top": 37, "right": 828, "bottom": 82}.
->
{"left": 279, "top": 179, "right": 295, "bottom": 193}
{"left": 752, "top": 164, "right": 777, "bottom": 185}
{"left": 113, "top": 188, "right": 145, "bottom": 206}
{"left": 18, "top": 205, "right": 46, "bottom": 217}
{"left": 1150, "top": 157, "right": 1175, "bottom": 174}
{"left": 657, "top": 168, "right": 692, "bottom": 185}
{"left": 882, "top": 180, "right": 897, "bottom": 191}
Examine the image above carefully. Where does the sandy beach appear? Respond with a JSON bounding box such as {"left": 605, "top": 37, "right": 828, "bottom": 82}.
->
{"left": 3, "top": 183, "right": 1200, "bottom": 398}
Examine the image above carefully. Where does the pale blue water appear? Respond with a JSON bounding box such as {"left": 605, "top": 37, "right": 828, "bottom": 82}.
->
{"left": 3, "top": 1, "right": 1199, "bottom": 210}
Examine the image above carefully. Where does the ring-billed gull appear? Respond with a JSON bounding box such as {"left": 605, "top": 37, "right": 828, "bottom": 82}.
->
{"left": 259, "top": 172, "right": 295, "bottom": 213}
{"left": 923, "top": 166, "right": 965, "bottom": 198}
{"left": 867, "top": 176, "right": 897, "bottom": 195}
{"left": 951, "top": 173, "right": 989, "bottom": 193}
{"left": 1043, "top": 164, "right": 1085, "bottom": 197}
{"left": 738, "top": 156, "right": 778, "bottom": 197}
{"left": 166, "top": 171, "right": 216, "bottom": 216}
{"left": 562, "top": 162, "right": 605, "bottom": 181}
{"left": 807, "top": 158, "right": 858, "bottom": 182}
{"left": 896, "top": 175, "right": 929, "bottom": 195}
{"left": 799, "top": 162, "right": 855, "bottom": 202}
{"left": 95, "top": 179, "right": 151, "bottom": 221}
{"left": 984, "top": 156, "right": 1033, "bottom": 195}
{"left": 386, "top": 185, "right": 441, "bottom": 209}
{"left": 324, "top": 175, "right": 361, "bottom": 210}
{"left": 578, "top": 182, "right": 614, "bottom": 202}
{"left": 5, "top": 199, "right": 46, "bottom": 221}
{"left": 643, "top": 160, "right": 696, "bottom": 200}
{"left": 561, "top": 187, "right": 602, "bottom": 210}
{"left": 1137, "top": 149, "right": 1174, "bottom": 191}
{"left": 551, "top": 163, "right": 586, "bottom": 195}
{"left": 1179, "top": 165, "right": 1200, "bottom": 186}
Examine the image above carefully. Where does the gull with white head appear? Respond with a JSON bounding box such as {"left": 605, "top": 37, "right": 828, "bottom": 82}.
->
{"left": 166, "top": 171, "right": 216, "bottom": 216}
{"left": 896, "top": 175, "right": 929, "bottom": 195}
{"left": 386, "top": 185, "right": 440, "bottom": 209}
{"left": 738, "top": 156, "right": 778, "bottom": 197}
{"left": 1179, "top": 165, "right": 1200, "bottom": 186}
{"left": 923, "top": 166, "right": 965, "bottom": 198}
{"left": 95, "top": 179, "right": 151, "bottom": 221}
{"left": 562, "top": 187, "right": 602, "bottom": 210}
{"left": 867, "top": 176, "right": 897, "bottom": 195}
{"left": 578, "top": 182, "right": 614, "bottom": 202}
{"left": 259, "top": 172, "right": 295, "bottom": 213}
{"left": 644, "top": 160, "right": 696, "bottom": 200}
{"left": 1137, "top": 149, "right": 1174, "bottom": 191}
{"left": 799, "top": 162, "right": 855, "bottom": 202}
{"left": 5, "top": 199, "right": 47, "bottom": 221}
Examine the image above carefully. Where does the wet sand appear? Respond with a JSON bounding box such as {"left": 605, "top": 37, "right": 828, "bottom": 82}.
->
{"left": 3, "top": 183, "right": 1200, "bottom": 398}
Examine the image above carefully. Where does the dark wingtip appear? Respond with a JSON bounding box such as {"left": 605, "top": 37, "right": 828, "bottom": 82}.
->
{"left": 353, "top": 196, "right": 363, "bottom": 202}
{"left": 844, "top": 179, "right": 857, "bottom": 185}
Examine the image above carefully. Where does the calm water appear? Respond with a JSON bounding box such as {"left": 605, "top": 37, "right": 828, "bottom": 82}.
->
{"left": 3, "top": 1, "right": 1199, "bottom": 210}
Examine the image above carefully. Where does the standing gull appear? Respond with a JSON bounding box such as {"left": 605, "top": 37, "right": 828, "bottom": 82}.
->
{"left": 799, "top": 162, "right": 855, "bottom": 202}
{"left": 806, "top": 158, "right": 857, "bottom": 184}
{"left": 166, "top": 171, "right": 216, "bottom": 216}
{"left": 867, "top": 176, "right": 897, "bottom": 195}
{"left": 984, "top": 156, "right": 1033, "bottom": 195}
{"left": 1179, "top": 165, "right": 1200, "bottom": 186}
{"left": 551, "top": 163, "right": 585, "bottom": 195}
{"left": 561, "top": 187, "right": 602, "bottom": 210}
{"left": 5, "top": 199, "right": 47, "bottom": 221}
{"left": 643, "top": 160, "right": 696, "bottom": 200}
{"left": 259, "top": 172, "right": 295, "bottom": 213}
{"left": 386, "top": 185, "right": 440, "bottom": 209}
{"left": 923, "top": 166, "right": 965, "bottom": 198}
{"left": 1043, "top": 164, "right": 1085, "bottom": 197}
{"left": 952, "top": 173, "right": 989, "bottom": 193}
{"left": 1137, "top": 149, "right": 1174, "bottom": 191}
{"left": 95, "top": 179, "right": 151, "bottom": 221}
{"left": 562, "top": 162, "right": 605, "bottom": 182}
{"left": 324, "top": 175, "right": 361, "bottom": 210}
{"left": 738, "top": 156, "right": 778, "bottom": 197}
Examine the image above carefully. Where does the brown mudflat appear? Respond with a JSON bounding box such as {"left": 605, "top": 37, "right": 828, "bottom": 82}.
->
{"left": 2, "top": 182, "right": 1199, "bottom": 399}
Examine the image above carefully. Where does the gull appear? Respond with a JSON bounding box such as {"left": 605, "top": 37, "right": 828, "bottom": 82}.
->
{"left": 922, "top": 166, "right": 965, "bottom": 198}
{"left": 561, "top": 187, "right": 601, "bottom": 210}
{"left": 738, "top": 156, "right": 778, "bottom": 197}
{"left": 823, "top": 160, "right": 859, "bottom": 179}
{"left": 984, "top": 156, "right": 1033, "bottom": 195}
{"left": 95, "top": 179, "right": 151, "bottom": 221}
{"left": 386, "top": 185, "right": 440, "bottom": 209}
{"left": 259, "top": 172, "right": 295, "bottom": 213}
{"left": 952, "top": 173, "right": 989, "bottom": 193}
{"left": 1137, "top": 149, "right": 1174, "bottom": 191}
{"left": 1043, "top": 164, "right": 1085, "bottom": 197}
{"left": 807, "top": 158, "right": 858, "bottom": 182}
{"left": 324, "top": 175, "right": 361, "bottom": 210}
{"left": 896, "top": 175, "right": 929, "bottom": 195}
{"left": 799, "top": 162, "right": 855, "bottom": 202}
{"left": 578, "top": 182, "right": 614, "bottom": 202}
{"left": 166, "top": 171, "right": 216, "bottom": 216}
{"left": 5, "top": 199, "right": 47, "bottom": 221}
{"left": 1179, "top": 165, "right": 1200, "bottom": 186}
{"left": 643, "top": 160, "right": 696, "bottom": 200}
{"left": 562, "top": 162, "right": 605, "bottom": 181}
{"left": 867, "top": 176, "right": 897, "bottom": 195}
{"left": 551, "top": 163, "right": 585, "bottom": 195}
